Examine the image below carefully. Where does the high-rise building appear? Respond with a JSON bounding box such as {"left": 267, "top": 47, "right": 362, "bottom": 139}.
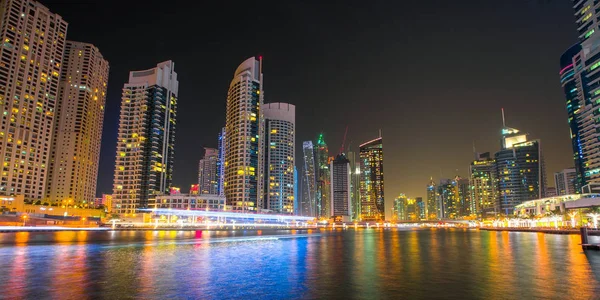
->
{"left": 415, "top": 197, "right": 425, "bottom": 220}
{"left": 199, "top": 148, "right": 218, "bottom": 195}
{"left": 330, "top": 153, "right": 351, "bottom": 221}
{"left": 554, "top": 168, "right": 577, "bottom": 195}
{"left": 494, "top": 121, "right": 546, "bottom": 215}
{"left": 347, "top": 150, "right": 361, "bottom": 221}
{"left": 394, "top": 194, "right": 407, "bottom": 221}
{"left": 315, "top": 134, "right": 330, "bottom": 218}
{"left": 359, "top": 137, "right": 384, "bottom": 222}
{"left": 455, "top": 176, "right": 471, "bottom": 218}
{"left": 262, "top": 102, "right": 295, "bottom": 214}
{"left": 545, "top": 187, "right": 557, "bottom": 197}
{"left": 46, "top": 41, "right": 108, "bottom": 206}
{"left": 426, "top": 178, "right": 438, "bottom": 220}
{"left": 438, "top": 179, "right": 457, "bottom": 219}
{"left": 301, "top": 141, "right": 317, "bottom": 217}
{"left": 294, "top": 166, "right": 299, "bottom": 215}
{"left": 558, "top": 3, "right": 600, "bottom": 191}
{"left": 469, "top": 152, "right": 497, "bottom": 218}
{"left": 0, "top": 0, "right": 67, "bottom": 202}
{"left": 217, "top": 127, "right": 225, "bottom": 196}
{"left": 112, "top": 61, "right": 178, "bottom": 214}
{"left": 224, "top": 57, "right": 263, "bottom": 212}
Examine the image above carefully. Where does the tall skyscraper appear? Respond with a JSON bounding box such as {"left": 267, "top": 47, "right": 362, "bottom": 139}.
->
{"left": 558, "top": 3, "right": 600, "bottom": 191}
{"left": 112, "top": 61, "right": 178, "bottom": 214}
{"left": 394, "top": 194, "right": 407, "bottom": 221}
{"left": 359, "top": 137, "right": 384, "bottom": 222}
{"left": 199, "top": 148, "right": 218, "bottom": 195}
{"left": 224, "top": 57, "right": 263, "bottom": 212}
{"left": 0, "top": 0, "right": 67, "bottom": 202}
{"left": 454, "top": 176, "right": 471, "bottom": 217}
{"left": 554, "top": 168, "right": 577, "bottom": 195}
{"left": 294, "top": 166, "right": 299, "bottom": 215}
{"left": 426, "top": 178, "right": 438, "bottom": 220}
{"left": 494, "top": 120, "right": 546, "bottom": 215}
{"left": 347, "top": 150, "right": 361, "bottom": 221}
{"left": 315, "top": 134, "right": 330, "bottom": 218}
{"left": 301, "top": 141, "right": 316, "bottom": 217}
{"left": 47, "top": 41, "right": 109, "bottom": 206}
{"left": 469, "top": 152, "right": 497, "bottom": 218}
{"left": 216, "top": 127, "right": 225, "bottom": 196}
{"left": 262, "top": 102, "right": 295, "bottom": 214}
{"left": 437, "top": 179, "right": 457, "bottom": 219}
{"left": 330, "top": 153, "right": 351, "bottom": 221}
{"left": 415, "top": 197, "right": 425, "bottom": 220}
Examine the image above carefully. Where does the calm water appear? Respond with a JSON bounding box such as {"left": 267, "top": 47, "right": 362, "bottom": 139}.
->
{"left": 0, "top": 228, "right": 599, "bottom": 299}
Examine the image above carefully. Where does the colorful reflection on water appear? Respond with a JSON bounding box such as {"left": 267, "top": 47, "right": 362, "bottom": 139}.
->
{"left": 0, "top": 229, "right": 598, "bottom": 299}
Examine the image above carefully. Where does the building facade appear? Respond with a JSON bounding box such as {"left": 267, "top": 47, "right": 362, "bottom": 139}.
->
{"left": 217, "top": 127, "right": 225, "bottom": 196}
{"left": 112, "top": 61, "right": 178, "bottom": 214}
{"left": 469, "top": 152, "right": 497, "bottom": 218}
{"left": 301, "top": 141, "right": 317, "bottom": 217}
{"left": 315, "top": 134, "right": 330, "bottom": 218}
{"left": 359, "top": 137, "right": 384, "bottom": 221}
{"left": 554, "top": 168, "right": 577, "bottom": 195}
{"left": 495, "top": 125, "right": 546, "bottom": 215}
{"left": 198, "top": 148, "right": 218, "bottom": 195}
{"left": 224, "top": 57, "right": 263, "bottom": 212}
{"left": 415, "top": 197, "right": 425, "bottom": 220}
{"left": 330, "top": 153, "right": 351, "bottom": 221}
{"left": 0, "top": 0, "right": 67, "bottom": 202}
{"left": 262, "top": 102, "right": 295, "bottom": 214}
{"left": 426, "top": 178, "right": 438, "bottom": 219}
{"left": 394, "top": 194, "right": 407, "bottom": 221}
{"left": 47, "top": 41, "right": 108, "bottom": 205}
{"left": 438, "top": 179, "right": 457, "bottom": 219}
{"left": 153, "top": 194, "right": 225, "bottom": 211}
{"left": 347, "top": 150, "right": 361, "bottom": 221}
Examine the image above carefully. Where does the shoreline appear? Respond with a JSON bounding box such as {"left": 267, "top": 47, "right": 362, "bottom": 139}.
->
{"left": 480, "top": 227, "right": 600, "bottom": 236}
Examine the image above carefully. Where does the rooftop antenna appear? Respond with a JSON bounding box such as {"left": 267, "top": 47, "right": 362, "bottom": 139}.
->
{"left": 501, "top": 108, "right": 506, "bottom": 127}
{"left": 339, "top": 125, "right": 348, "bottom": 154}
{"left": 379, "top": 129, "right": 382, "bottom": 138}
{"left": 473, "top": 140, "right": 477, "bottom": 160}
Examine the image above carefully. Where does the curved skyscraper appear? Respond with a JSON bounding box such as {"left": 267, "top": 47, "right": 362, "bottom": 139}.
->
{"left": 224, "top": 57, "right": 263, "bottom": 211}
{"left": 315, "top": 134, "right": 330, "bottom": 218}
{"left": 301, "top": 141, "right": 317, "bottom": 217}
{"left": 262, "top": 103, "right": 295, "bottom": 213}
{"left": 112, "top": 61, "right": 178, "bottom": 214}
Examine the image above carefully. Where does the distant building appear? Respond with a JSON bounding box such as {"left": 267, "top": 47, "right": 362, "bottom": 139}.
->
{"left": 455, "top": 176, "right": 471, "bottom": 217}
{"left": 347, "top": 150, "right": 361, "bottom": 221}
{"left": 153, "top": 194, "right": 225, "bottom": 211}
{"left": 330, "top": 154, "right": 352, "bottom": 222}
{"left": 262, "top": 103, "right": 295, "bottom": 214}
{"left": 294, "top": 166, "right": 299, "bottom": 215}
{"left": 199, "top": 148, "right": 219, "bottom": 195}
{"left": 438, "top": 179, "right": 458, "bottom": 219}
{"left": 301, "top": 141, "right": 317, "bottom": 217}
{"left": 415, "top": 197, "right": 425, "bottom": 220}
{"left": 360, "top": 137, "right": 385, "bottom": 222}
{"left": 224, "top": 57, "right": 262, "bottom": 212}
{"left": 112, "top": 61, "right": 178, "bottom": 214}
{"left": 469, "top": 152, "right": 497, "bottom": 218}
{"left": 554, "top": 168, "right": 577, "bottom": 195}
{"left": 426, "top": 178, "right": 438, "bottom": 220}
{"left": 495, "top": 121, "right": 546, "bottom": 215}
{"left": 394, "top": 194, "right": 408, "bottom": 221}
{"left": 316, "top": 134, "right": 330, "bottom": 218}
{"left": 217, "top": 127, "right": 226, "bottom": 196}
{"left": 545, "top": 187, "right": 557, "bottom": 198}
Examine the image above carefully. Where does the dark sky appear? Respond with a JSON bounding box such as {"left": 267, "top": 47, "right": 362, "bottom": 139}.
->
{"left": 42, "top": 0, "right": 576, "bottom": 216}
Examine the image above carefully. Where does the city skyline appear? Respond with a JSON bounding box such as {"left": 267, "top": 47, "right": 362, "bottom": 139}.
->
{"left": 40, "top": 0, "right": 576, "bottom": 207}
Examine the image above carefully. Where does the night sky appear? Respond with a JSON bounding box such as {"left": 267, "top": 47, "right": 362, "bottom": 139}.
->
{"left": 42, "top": 0, "right": 576, "bottom": 217}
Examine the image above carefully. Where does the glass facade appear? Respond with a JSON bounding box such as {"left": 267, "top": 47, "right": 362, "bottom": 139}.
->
{"left": 469, "top": 152, "right": 497, "bottom": 218}
{"left": 315, "top": 134, "right": 330, "bottom": 219}
{"left": 359, "top": 137, "right": 384, "bottom": 222}
{"left": 301, "top": 141, "right": 317, "bottom": 217}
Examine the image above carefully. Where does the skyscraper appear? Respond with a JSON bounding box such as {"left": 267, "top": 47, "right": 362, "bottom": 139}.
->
{"left": 217, "top": 127, "right": 225, "bottom": 196}
{"left": 330, "top": 153, "right": 351, "bottom": 221}
{"left": 469, "top": 152, "right": 497, "bottom": 218}
{"left": 224, "top": 57, "right": 263, "bottom": 212}
{"left": 455, "top": 176, "right": 471, "bottom": 217}
{"left": 415, "top": 197, "right": 425, "bottom": 220}
{"left": 262, "top": 102, "right": 295, "bottom": 214}
{"left": 438, "top": 179, "right": 457, "bottom": 219}
{"left": 112, "top": 61, "right": 178, "bottom": 214}
{"left": 347, "top": 150, "right": 361, "bottom": 221}
{"left": 494, "top": 120, "right": 546, "bottom": 215}
{"left": 301, "top": 141, "right": 317, "bottom": 217}
{"left": 198, "top": 148, "right": 218, "bottom": 195}
{"left": 0, "top": 0, "right": 67, "bottom": 202}
{"left": 315, "top": 134, "right": 330, "bottom": 218}
{"left": 554, "top": 168, "right": 577, "bottom": 195}
{"left": 394, "top": 194, "right": 407, "bottom": 221}
{"left": 426, "top": 178, "right": 438, "bottom": 220}
{"left": 47, "top": 41, "right": 109, "bottom": 206}
{"left": 359, "top": 137, "right": 384, "bottom": 222}
{"left": 558, "top": 3, "right": 600, "bottom": 191}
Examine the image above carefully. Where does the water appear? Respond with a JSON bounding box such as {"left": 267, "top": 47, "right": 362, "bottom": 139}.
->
{"left": 0, "top": 228, "right": 599, "bottom": 299}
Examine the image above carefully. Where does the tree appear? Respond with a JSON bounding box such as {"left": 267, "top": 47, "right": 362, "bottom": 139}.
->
{"left": 34, "top": 200, "right": 41, "bottom": 205}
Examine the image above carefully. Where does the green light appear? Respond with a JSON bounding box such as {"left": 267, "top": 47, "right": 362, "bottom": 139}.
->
{"left": 590, "top": 61, "right": 600, "bottom": 71}
{"left": 585, "top": 29, "right": 595, "bottom": 39}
